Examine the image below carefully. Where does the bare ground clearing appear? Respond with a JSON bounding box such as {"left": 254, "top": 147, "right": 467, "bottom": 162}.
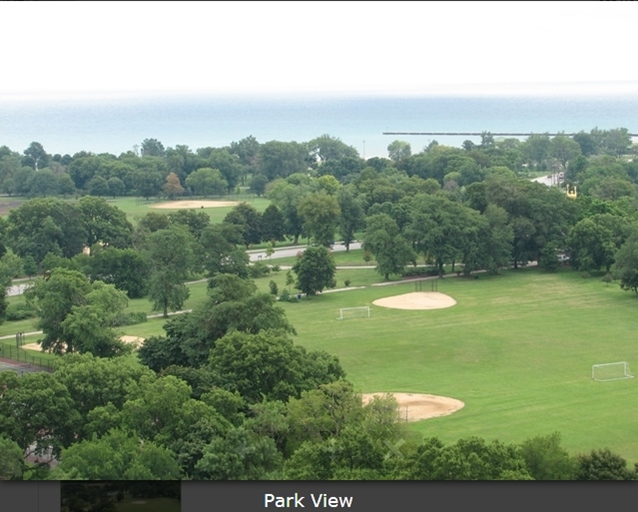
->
{"left": 372, "top": 291, "right": 457, "bottom": 310}
{"left": 362, "top": 392, "right": 465, "bottom": 421}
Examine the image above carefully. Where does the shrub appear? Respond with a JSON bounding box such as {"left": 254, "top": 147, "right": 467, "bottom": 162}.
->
{"left": 111, "top": 311, "right": 148, "bottom": 327}
{"left": 269, "top": 280, "right": 279, "bottom": 296}
{"left": 279, "top": 288, "right": 290, "bottom": 301}
{"left": 278, "top": 288, "right": 298, "bottom": 303}
{"left": 248, "top": 261, "right": 271, "bottom": 278}
{"left": 344, "top": 279, "right": 351, "bottom": 287}
{"left": 6, "top": 303, "right": 38, "bottom": 321}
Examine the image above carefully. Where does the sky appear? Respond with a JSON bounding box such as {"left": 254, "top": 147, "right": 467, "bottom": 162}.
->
{"left": 1, "top": 2, "right": 638, "bottom": 103}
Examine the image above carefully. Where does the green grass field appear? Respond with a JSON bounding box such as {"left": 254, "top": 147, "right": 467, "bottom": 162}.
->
{"left": 0, "top": 194, "right": 272, "bottom": 225}
{"left": 270, "top": 267, "right": 638, "bottom": 463}
{"left": 106, "top": 196, "right": 272, "bottom": 224}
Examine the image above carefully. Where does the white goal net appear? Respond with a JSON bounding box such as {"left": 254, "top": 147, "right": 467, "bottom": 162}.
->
{"left": 339, "top": 306, "right": 370, "bottom": 320}
{"left": 592, "top": 362, "right": 634, "bottom": 382}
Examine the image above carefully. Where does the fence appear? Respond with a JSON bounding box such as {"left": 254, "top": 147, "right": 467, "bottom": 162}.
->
{"left": 0, "top": 344, "right": 54, "bottom": 372}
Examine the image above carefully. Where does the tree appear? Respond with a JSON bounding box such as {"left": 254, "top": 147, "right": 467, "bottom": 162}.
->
{"left": 140, "top": 138, "right": 166, "bottom": 158}
{"left": 59, "top": 281, "right": 130, "bottom": 357}
{"left": 575, "top": 448, "right": 635, "bottom": 480}
{"left": 298, "top": 193, "right": 341, "bottom": 247}
{"left": 0, "top": 371, "right": 80, "bottom": 461}
{"left": 7, "top": 198, "right": 88, "bottom": 264}
{"left": 163, "top": 172, "right": 184, "bottom": 199}
{"left": 76, "top": 196, "right": 133, "bottom": 248}
{"left": 612, "top": 230, "right": 638, "bottom": 294}
{"left": 140, "top": 274, "right": 297, "bottom": 371}
{"left": 194, "top": 426, "right": 282, "bottom": 480}
{"left": 207, "top": 148, "right": 243, "bottom": 191}
{"left": 57, "top": 173, "right": 77, "bottom": 197}
{"left": 249, "top": 173, "right": 269, "bottom": 196}
{"left": 55, "top": 429, "right": 181, "bottom": 480}
{"left": 106, "top": 176, "right": 126, "bottom": 197}
{"left": 223, "top": 202, "right": 262, "bottom": 247}
{"left": 87, "top": 175, "right": 110, "bottom": 197}
{"left": 573, "top": 131, "right": 598, "bottom": 157}
{"left": 208, "top": 329, "right": 344, "bottom": 403}
{"left": 292, "top": 246, "right": 336, "bottom": 296}
{"left": 337, "top": 188, "right": 364, "bottom": 251}
{"left": 257, "top": 141, "right": 308, "bottom": 181}
{"left": 24, "top": 268, "right": 93, "bottom": 354}
{"left": 146, "top": 227, "right": 194, "bottom": 317}
{"left": 387, "top": 140, "right": 412, "bottom": 162}
{"left": 167, "top": 209, "right": 211, "bottom": 239}
{"left": 229, "top": 135, "right": 260, "bottom": 174}
{"left": 404, "top": 194, "right": 470, "bottom": 276}
{"left": 550, "top": 134, "right": 581, "bottom": 169}
{"left": 363, "top": 214, "right": 414, "bottom": 280}
{"left": 90, "top": 247, "right": 151, "bottom": 298}
{"left": 260, "top": 204, "right": 286, "bottom": 244}
{"left": 27, "top": 169, "right": 58, "bottom": 197}
{"left": 521, "top": 134, "right": 551, "bottom": 169}
{"left": 22, "top": 142, "right": 50, "bottom": 170}
{"left": 308, "top": 134, "right": 359, "bottom": 165}
{"left": 54, "top": 353, "right": 153, "bottom": 438}
{"left": 267, "top": 179, "right": 313, "bottom": 245}
{"left": 0, "top": 435, "right": 24, "bottom": 480}
{"left": 317, "top": 175, "right": 340, "bottom": 196}
{"left": 567, "top": 215, "right": 631, "bottom": 273}
{"left": 198, "top": 223, "right": 249, "bottom": 278}
{"left": 25, "top": 269, "right": 130, "bottom": 356}
{"left": 477, "top": 204, "right": 514, "bottom": 274}
{"left": 519, "top": 432, "right": 576, "bottom": 480}
{"left": 185, "top": 167, "right": 228, "bottom": 197}
{"left": 132, "top": 169, "right": 164, "bottom": 199}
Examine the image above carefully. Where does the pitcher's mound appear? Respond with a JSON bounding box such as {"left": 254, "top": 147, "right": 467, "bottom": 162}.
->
{"left": 373, "top": 291, "right": 456, "bottom": 310}
{"left": 150, "top": 200, "right": 239, "bottom": 209}
{"left": 362, "top": 392, "right": 465, "bottom": 421}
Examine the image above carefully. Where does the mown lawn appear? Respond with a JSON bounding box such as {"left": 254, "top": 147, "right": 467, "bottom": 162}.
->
{"left": 272, "top": 267, "right": 638, "bottom": 463}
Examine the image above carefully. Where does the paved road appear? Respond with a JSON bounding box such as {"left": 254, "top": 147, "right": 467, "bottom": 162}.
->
{"left": 248, "top": 242, "right": 362, "bottom": 262}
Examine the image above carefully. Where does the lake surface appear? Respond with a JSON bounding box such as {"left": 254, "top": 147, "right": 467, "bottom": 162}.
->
{"left": 1, "top": 93, "right": 637, "bottom": 159}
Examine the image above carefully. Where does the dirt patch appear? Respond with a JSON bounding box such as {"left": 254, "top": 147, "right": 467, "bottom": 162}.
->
{"left": 150, "top": 200, "right": 239, "bottom": 209}
{"left": 22, "top": 343, "right": 42, "bottom": 352}
{"left": 373, "top": 291, "right": 456, "bottom": 310}
{"left": 362, "top": 392, "right": 465, "bottom": 421}
{"left": 120, "top": 335, "right": 145, "bottom": 347}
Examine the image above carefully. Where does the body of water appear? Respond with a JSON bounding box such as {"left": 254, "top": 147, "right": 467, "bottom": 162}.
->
{"left": 1, "top": 93, "right": 637, "bottom": 159}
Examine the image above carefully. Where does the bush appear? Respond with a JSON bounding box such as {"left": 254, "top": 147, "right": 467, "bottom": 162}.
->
{"left": 5, "top": 303, "right": 38, "bottom": 321}
{"left": 269, "top": 280, "right": 279, "bottom": 296}
{"left": 344, "top": 279, "right": 351, "bottom": 287}
{"left": 271, "top": 264, "right": 281, "bottom": 273}
{"left": 111, "top": 311, "right": 148, "bottom": 327}
{"left": 248, "top": 261, "right": 271, "bottom": 278}
{"left": 403, "top": 267, "right": 439, "bottom": 278}
{"left": 278, "top": 288, "right": 298, "bottom": 303}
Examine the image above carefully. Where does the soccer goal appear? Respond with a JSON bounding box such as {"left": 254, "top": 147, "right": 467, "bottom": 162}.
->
{"left": 339, "top": 306, "right": 370, "bottom": 320}
{"left": 592, "top": 362, "right": 634, "bottom": 382}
